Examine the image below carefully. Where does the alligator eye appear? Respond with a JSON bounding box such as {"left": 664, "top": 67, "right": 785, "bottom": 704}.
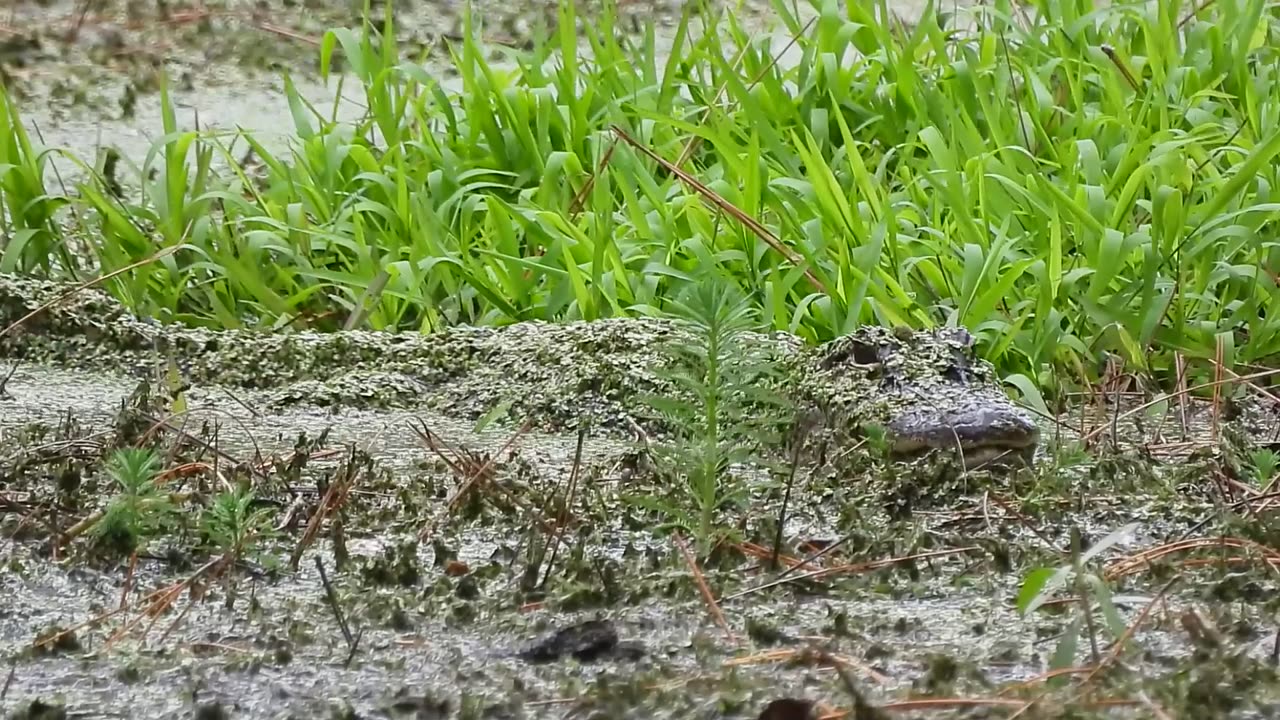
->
{"left": 940, "top": 326, "right": 975, "bottom": 348}
{"left": 944, "top": 344, "right": 975, "bottom": 382}
{"left": 849, "top": 339, "right": 882, "bottom": 365}
{"left": 819, "top": 338, "right": 883, "bottom": 370}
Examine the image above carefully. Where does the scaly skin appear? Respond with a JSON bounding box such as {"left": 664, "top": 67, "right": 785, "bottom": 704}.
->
{"left": 0, "top": 274, "right": 1039, "bottom": 465}
{"left": 799, "top": 326, "right": 1040, "bottom": 466}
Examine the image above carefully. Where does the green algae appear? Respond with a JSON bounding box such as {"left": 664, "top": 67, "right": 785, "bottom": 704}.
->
{"left": 0, "top": 273, "right": 1038, "bottom": 461}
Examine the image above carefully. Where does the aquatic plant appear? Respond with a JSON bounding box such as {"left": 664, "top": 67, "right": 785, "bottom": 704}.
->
{"left": 92, "top": 447, "right": 177, "bottom": 555}
{"left": 1250, "top": 448, "right": 1278, "bottom": 489}
{"left": 0, "top": 0, "right": 1276, "bottom": 408}
{"left": 632, "top": 272, "right": 790, "bottom": 550}
{"left": 1017, "top": 522, "right": 1141, "bottom": 672}
{"left": 200, "top": 483, "right": 278, "bottom": 566}
{"left": 0, "top": 86, "right": 72, "bottom": 276}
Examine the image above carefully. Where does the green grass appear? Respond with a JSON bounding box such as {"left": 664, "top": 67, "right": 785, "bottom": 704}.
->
{"left": 1, "top": 0, "right": 1279, "bottom": 406}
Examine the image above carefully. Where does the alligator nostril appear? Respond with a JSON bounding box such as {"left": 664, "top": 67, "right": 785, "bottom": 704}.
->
{"left": 943, "top": 364, "right": 967, "bottom": 383}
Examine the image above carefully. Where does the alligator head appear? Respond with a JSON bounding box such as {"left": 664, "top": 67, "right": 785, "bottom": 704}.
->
{"left": 805, "top": 325, "right": 1040, "bottom": 467}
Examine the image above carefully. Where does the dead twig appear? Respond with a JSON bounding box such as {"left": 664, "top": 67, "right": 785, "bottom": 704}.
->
{"left": 32, "top": 554, "right": 225, "bottom": 653}
{"left": 822, "top": 650, "right": 889, "bottom": 720}
{"left": 0, "top": 361, "right": 17, "bottom": 399}
{"left": 770, "top": 428, "right": 807, "bottom": 571}
{"left": 610, "top": 125, "right": 824, "bottom": 293}
{"left": 727, "top": 647, "right": 888, "bottom": 685}
{"left": 673, "top": 532, "right": 736, "bottom": 644}
{"left": 344, "top": 627, "right": 365, "bottom": 669}
{"left": 314, "top": 557, "right": 361, "bottom": 667}
{"left": 1105, "top": 536, "right": 1280, "bottom": 580}
{"left": 315, "top": 557, "right": 353, "bottom": 646}
{"left": 414, "top": 417, "right": 536, "bottom": 539}
{"left": 724, "top": 547, "right": 980, "bottom": 601}
{"left": 986, "top": 491, "right": 1063, "bottom": 553}
{"left": 673, "top": 15, "right": 817, "bottom": 169}
{"left": 538, "top": 423, "right": 588, "bottom": 590}
{"left": 567, "top": 136, "right": 619, "bottom": 216}
{"left": 998, "top": 665, "right": 1097, "bottom": 695}
{"left": 0, "top": 661, "right": 14, "bottom": 702}
{"left": 0, "top": 246, "right": 179, "bottom": 341}
{"left": 290, "top": 445, "right": 364, "bottom": 570}
{"left": 1078, "top": 367, "right": 1280, "bottom": 446}
{"left": 886, "top": 697, "right": 1140, "bottom": 714}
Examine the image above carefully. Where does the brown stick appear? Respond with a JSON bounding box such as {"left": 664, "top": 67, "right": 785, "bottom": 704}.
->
{"left": 673, "top": 532, "right": 736, "bottom": 644}
{"left": 1078, "top": 367, "right": 1280, "bottom": 445}
{"left": 0, "top": 245, "right": 179, "bottom": 340}
{"left": 610, "top": 125, "right": 825, "bottom": 293}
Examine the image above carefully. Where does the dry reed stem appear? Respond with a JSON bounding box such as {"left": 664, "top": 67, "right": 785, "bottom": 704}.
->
{"left": 1105, "top": 536, "right": 1280, "bottom": 579}
{"left": 538, "top": 425, "right": 587, "bottom": 588}
{"left": 998, "top": 665, "right": 1098, "bottom": 694}
{"left": 1077, "top": 367, "right": 1280, "bottom": 446}
{"left": 723, "top": 546, "right": 978, "bottom": 601}
{"left": 610, "top": 124, "right": 824, "bottom": 292}
{"left": 818, "top": 694, "right": 1145, "bottom": 719}
{"left": 289, "top": 449, "right": 362, "bottom": 570}
{"left": 735, "top": 541, "right": 806, "bottom": 569}
{"left": 33, "top": 554, "right": 225, "bottom": 653}
{"left": 673, "top": 532, "right": 737, "bottom": 644}
{"left": 0, "top": 246, "right": 179, "bottom": 340}
{"left": 724, "top": 647, "right": 890, "bottom": 684}
{"left": 415, "top": 417, "right": 535, "bottom": 537}
{"left": 567, "top": 136, "right": 618, "bottom": 216}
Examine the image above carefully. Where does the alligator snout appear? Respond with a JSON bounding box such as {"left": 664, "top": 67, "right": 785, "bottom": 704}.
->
{"left": 886, "top": 399, "right": 1041, "bottom": 466}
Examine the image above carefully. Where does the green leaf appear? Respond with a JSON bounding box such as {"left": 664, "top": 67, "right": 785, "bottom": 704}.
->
{"left": 473, "top": 399, "right": 515, "bottom": 434}
{"left": 1080, "top": 522, "right": 1139, "bottom": 565}
{"left": 1017, "top": 566, "right": 1063, "bottom": 614}
{"left": 1050, "top": 616, "right": 1082, "bottom": 671}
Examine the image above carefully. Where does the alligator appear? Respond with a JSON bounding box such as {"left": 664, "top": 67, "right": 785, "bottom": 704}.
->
{"left": 0, "top": 273, "right": 1040, "bottom": 467}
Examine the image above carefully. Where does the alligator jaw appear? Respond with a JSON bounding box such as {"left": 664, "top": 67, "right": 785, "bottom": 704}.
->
{"left": 886, "top": 402, "right": 1041, "bottom": 468}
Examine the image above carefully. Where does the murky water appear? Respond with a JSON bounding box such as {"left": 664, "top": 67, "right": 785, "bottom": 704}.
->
{"left": 5, "top": 0, "right": 1280, "bottom": 718}
{"left": 3, "top": 360, "right": 1277, "bottom": 717}
{"left": 7, "top": 0, "right": 823, "bottom": 178}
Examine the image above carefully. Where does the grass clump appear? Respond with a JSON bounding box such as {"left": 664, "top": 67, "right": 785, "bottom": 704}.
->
{"left": 0, "top": 0, "right": 1276, "bottom": 408}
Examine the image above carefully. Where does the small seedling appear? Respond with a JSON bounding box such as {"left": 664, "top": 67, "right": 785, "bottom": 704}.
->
{"left": 92, "top": 448, "right": 176, "bottom": 556}
{"left": 1250, "top": 449, "right": 1279, "bottom": 491}
{"left": 1016, "top": 523, "right": 1147, "bottom": 674}
{"left": 200, "top": 484, "right": 277, "bottom": 566}
{"left": 632, "top": 273, "right": 790, "bottom": 551}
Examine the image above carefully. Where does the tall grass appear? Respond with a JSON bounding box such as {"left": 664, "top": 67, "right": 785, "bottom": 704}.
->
{"left": 0, "top": 0, "right": 1277, "bottom": 402}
